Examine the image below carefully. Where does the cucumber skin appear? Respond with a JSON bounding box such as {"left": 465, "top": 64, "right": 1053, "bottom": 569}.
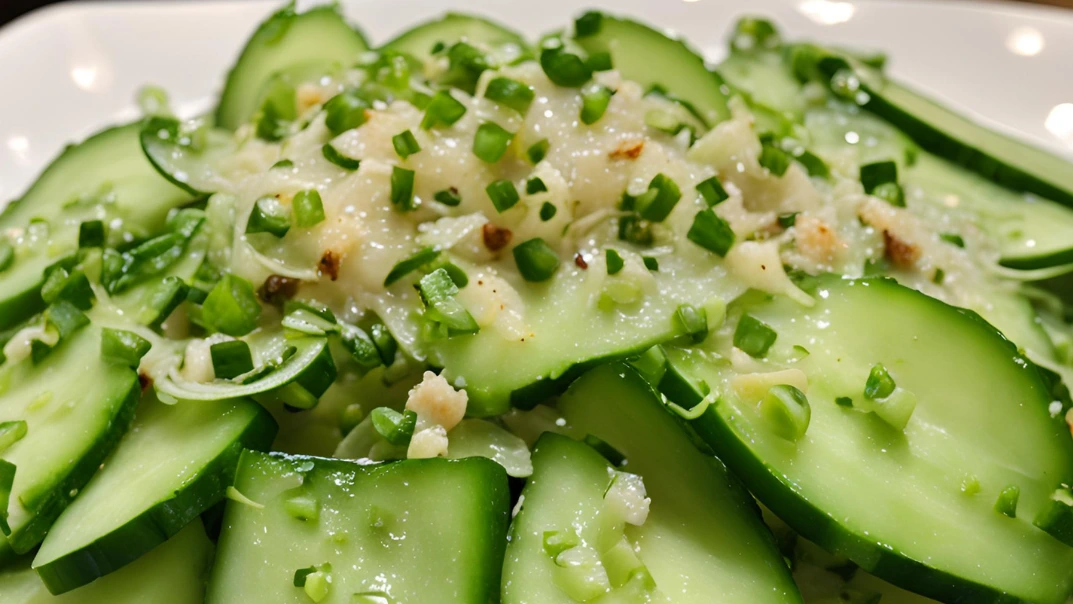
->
{"left": 382, "top": 11, "right": 531, "bottom": 62}
{"left": 0, "top": 286, "right": 43, "bottom": 332}
{"left": 6, "top": 372, "right": 141, "bottom": 556}
{"left": 33, "top": 403, "right": 277, "bottom": 595}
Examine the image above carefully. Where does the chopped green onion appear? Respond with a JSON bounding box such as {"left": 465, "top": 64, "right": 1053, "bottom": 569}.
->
{"left": 486, "top": 180, "right": 520, "bottom": 213}
{"left": 0, "top": 241, "right": 13, "bottom": 273}
{"left": 442, "top": 42, "right": 492, "bottom": 94}
{"left": 582, "top": 434, "right": 625, "bottom": 466}
{"left": 41, "top": 267, "right": 94, "bottom": 310}
{"left": 580, "top": 86, "right": 613, "bottom": 125}
{"left": 392, "top": 129, "right": 421, "bottom": 158}
{"left": 995, "top": 485, "right": 1021, "bottom": 518}
{"left": 254, "top": 80, "right": 296, "bottom": 142}
{"left": 371, "top": 407, "right": 418, "bottom": 446}
{"left": 473, "top": 122, "right": 514, "bottom": 163}
{"left": 0, "top": 421, "right": 27, "bottom": 454}
{"left": 696, "top": 176, "right": 729, "bottom": 207}
{"left": 777, "top": 212, "right": 799, "bottom": 228}
{"left": 0, "top": 460, "right": 13, "bottom": 533}
{"left": 435, "top": 261, "right": 469, "bottom": 288}
{"left": 734, "top": 313, "right": 777, "bottom": 357}
{"left": 201, "top": 274, "right": 262, "bottom": 337}
{"left": 390, "top": 166, "right": 417, "bottom": 212}
{"left": 864, "top": 363, "right": 896, "bottom": 400}
{"left": 292, "top": 189, "right": 325, "bottom": 228}
{"left": 341, "top": 323, "right": 383, "bottom": 371}
{"left": 835, "top": 396, "right": 854, "bottom": 408}
{"left": 271, "top": 159, "right": 294, "bottom": 170}
{"left": 860, "top": 160, "right": 898, "bottom": 193}
{"left": 100, "top": 328, "right": 152, "bottom": 369}
{"left": 418, "top": 268, "right": 479, "bottom": 337}
{"left": 687, "top": 209, "right": 736, "bottom": 257}
{"left": 321, "top": 144, "right": 360, "bottom": 170}
{"left": 731, "top": 16, "right": 780, "bottom": 51}
{"left": 78, "top": 220, "right": 105, "bottom": 248}
{"left": 370, "top": 322, "right": 397, "bottom": 366}
{"left": 585, "top": 51, "right": 613, "bottom": 72}
{"left": 675, "top": 304, "right": 708, "bottom": 343}
{"left": 759, "top": 143, "right": 791, "bottom": 176}
{"left": 245, "top": 196, "right": 291, "bottom": 237}
{"left": 644, "top": 109, "right": 681, "bottom": 135}
{"left": 543, "top": 530, "right": 580, "bottom": 558}
{"left": 323, "top": 90, "right": 369, "bottom": 136}
{"left": 791, "top": 148, "right": 830, "bottom": 179}
{"left": 303, "top": 569, "right": 331, "bottom": 602}
{"left": 759, "top": 385, "right": 811, "bottom": 442}
{"left": 210, "top": 340, "right": 254, "bottom": 379}
{"left": 284, "top": 300, "right": 336, "bottom": 324}
{"left": 384, "top": 247, "right": 441, "bottom": 286}
{"left": 940, "top": 233, "right": 965, "bottom": 248}
{"left": 539, "top": 202, "right": 557, "bottom": 221}
{"left": 636, "top": 173, "right": 681, "bottom": 222}
{"left": 539, "top": 46, "right": 592, "bottom": 87}
{"left": 643, "top": 256, "right": 658, "bottom": 271}
{"left": 485, "top": 77, "right": 535, "bottom": 114}
{"left": 527, "top": 139, "right": 550, "bottom": 164}
{"left": 932, "top": 268, "right": 946, "bottom": 285}
{"left": 617, "top": 210, "right": 653, "bottom": 246}
{"left": 872, "top": 181, "right": 906, "bottom": 207}
{"left": 434, "top": 188, "right": 462, "bottom": 207}
{"left": 138, "top": 276, "right": 189, "bottom": 328}
{"left": 513, "top": 238, "right": 560, "bottom": 282}
{"left": 421, "top": 90, "right": 467, "bottom": 129}
{"left": 605, "top": 249, "right": 625, "bottom": 275}
{"left": 526, "top": 177, "right": 548, "bottom": 195}
{"left": 574, "top": 11, "right": 603, "bottom": 37}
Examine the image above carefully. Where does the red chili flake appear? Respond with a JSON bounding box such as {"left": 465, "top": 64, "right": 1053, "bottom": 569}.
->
{"left": 319, "top": 250, "right": 341, "bottom": 281}
{"left": 574, "top": 253, "right": 589, "bottom": 269}
{"left": 482, "top": 223, "right": 513, "bottom": 251}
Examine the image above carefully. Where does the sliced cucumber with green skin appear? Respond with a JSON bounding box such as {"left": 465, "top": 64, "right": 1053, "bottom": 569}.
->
{"left": 206, "top": 452, "right": 509, "bottom": 603}
{"left": 382, "top": 12, "right": 530, "bottom": 65}
{"left": 0, "top": 123, "right": 194, "bottom": 330}
{"left": 214, "top": 4, "right": 369, "bottom": 131}
{"left": 719, "top": 49, "right": 807, "bottom": 124}
{"left": 502, "top": 364, "right": 801, "bottom": 603}
{"left": 0, "top": 518, "right": 213, "bottom": 604}
{"left": 140, "top": 116, "right": 237, "bottom": 196}
{"left": 0, "top": 326, "right": 140, "bottom": 555}
{"left": 572, "top": 12, "right": 730, "bottom": 127}
{"left": 33, "top": 395, "right": 276, "bottom": 594}
{"left": 152, "top": 336, "right": 336, "bottom": 408}
{"left": 664, "top": 277, "right": 1073, "bottom": 603}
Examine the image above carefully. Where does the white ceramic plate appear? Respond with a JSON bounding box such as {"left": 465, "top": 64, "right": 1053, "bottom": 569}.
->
{"left": 0, "top": 0, "right": 1072, "bottom": 204}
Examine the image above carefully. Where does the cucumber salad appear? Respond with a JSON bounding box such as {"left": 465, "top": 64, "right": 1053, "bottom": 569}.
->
{"left": 3, "top": 4, "right": 1073, "bottom": 603}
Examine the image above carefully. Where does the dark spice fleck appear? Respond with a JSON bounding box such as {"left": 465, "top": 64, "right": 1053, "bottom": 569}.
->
{"left": 138, "top": 372, "right": 153, "bottom": 392}
{"left": 319, "top": 250, "right": 341, "bottom": 281}
{"left": 258, "top": 274, "right": 300, "bottom": 307}
{"left": 482, "top": 223, "right": 513, "bottom": 251}
{"left": 574, "top": 253, "right": 589, "bottom": 269}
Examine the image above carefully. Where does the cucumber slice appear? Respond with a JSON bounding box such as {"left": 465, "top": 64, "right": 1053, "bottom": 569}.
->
{"left": 0, "top": 326, "right": 140, "bottom": 555}
{"left": 719, "top": 50, "right": 807, "bottom": 123}
{"left": 206, "top": 452, "right": 509, "bottom": 603}
{"left": 571, "top": 12, "right": 730, "bottom": 127}
{"left": 382, "top": 12, "right": 530, "bottom": 65}
{"left": 502, "top": 364, "right": 801, "bottom": 603}
{"left": 214, "top": 4, "right": 369, "bottom": 131}
{"left": 140, "top": 116, "right": 237, "bottom": 196}
{"left": 664, "top": 277, "right": 1073, "bottom": 603}
{"left": 33, "top": 396, "right": 276, "bottom": 594}
{"left": 0, "top": 123, "right": 194, "bottom": 330}
{"left": 0, "top": 519, "right": 213, "bottom": 604}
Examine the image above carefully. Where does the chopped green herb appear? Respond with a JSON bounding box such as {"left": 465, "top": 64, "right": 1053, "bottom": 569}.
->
{"left": 872, "top": 181, "right": 906, "bottom": 207}
{"left": 643, "top": 256, "right": 659, "bottom": 271}
{"left": 759, "top": 143, "right": 791, "bottom": 176}
{"left": 270, "top": 159, "right": 294, "bottom": 170}
{"left": 340, "top": 323, "right": 382, "bottom": 371}
{"left": 100, "top": 328, "right": 152, "bottom": 369}
{"left": 759, "top": 385, "right": 811, "bottom": 442}
{"left": 421, "top": 90, "right": 467, "bottom": 129}
{"left": 321, "top": 143, "right": 360, "bottom": 170}
{"left": 637, "top": 173, "right": 681, "bottom": 222}
{"left": 513, "top": 238, "right": 560, "bottom": 282}
{"left": 292, "top": 189, "right": 325, "bottom": 228}
{"left": 201, "top": 274, "right": 262, "bottom": 337}
{"left": 527, "top": 138, "right": 550, "bottom": 164}
{"left": 526, "top": 177, "right": 548, "bottom": 195}
{"left": 384, "top": 246, "right": 441, "bottom": 286}
{"left": 254, "top": 80, "right": 296, "bottom": 142}
{"left": 995, "top": 485, "right": 1021, "bottom": 518}
{"left": 138, "top": 277, "right": 189, "bottom": 329}
{"left": 434, "top": 188, "right": 462, "bottom": 207}
{"left": 437, "top": 261, "right": 469, "bottom": 288}
{"left": 371, "top": 407, "right": 418, "bottom": 446}
{"left": 390, "top": 166, "right": 417, "bottom": 212}
{"left": 0, "top": 421, "right": 28, "bottom": 454}
{"left": 246, "top": 196, "right": 291, "bottom": 238}
{"left": 687, "top": 209, "right": 736, "bottom": 257}
{"left": 580, "top": 86, "right": 613, "bottom": 125}
{"left": 932, "top": 268, "right": 946, "bottom": 285}
{"left": 78, "top": 220, "right": 105, "bottom": 248}
{"left": 486, "top": 180, "right": 520, "bottom": 213}
{"left": 940, "top": 233, "right": 965, "bottom": 248}
{"left": 605, "top": 249, "right": 625, "bottom": 275}
{"left": 860, "top": 160, "right": 898, "bottom": 193}
{"left": 473, "top": 122, "right": 514, "bottom": 163}
{"left": 731, "top": 17, "right": 780, "bottom": 51}
{"left": 675, "top": 304, "right": 708, "bottom": 343}
{"left": 370, "top": 322, "right": 397, "bottom": 366}
{"left": 323, "top": 90, "right": 369, "bottom": 136}
{"left": 539, "top": 46, "right": 592, "bottom": 87}
{"left": 696, "top": 176, "right": 729, "bottom": 207}
{"left": 835, "top": 396, "right": 854, "bottom": 408}
{"left": 41, "top": 267, "right": 95, "bottom": 310}
{"left": 777, "top": 212, "right": 799, "bottom": 228}
{"left": 574, "top": 11, "right": 603, "bottom": 37}
{"left": 585, "top": 51, "right": 613, "bottom": 72}
{"left": 418, "top": 268, "right": 479, "bottom": 337}
{"left": 582, "top": 434, "right": 625, "bottom": 466}
{"left": 210, "top": 340, "right": 254, "bottom": 379}
{"left": 734, "top": 314, "right": 777, "bottom": 357}
{"left": 484, "top": 77, "right": 535, "bottom": 114}
{"left": 392, "top": 129, "right": 421, "bottom": 158}
{"left": 644, "top": 109, "right": 681, "bottom": 135}
{"left": 442, "top": 42, "right": 492, "bottom": 94}
{"left": 791, "top": 148, "right": 830, "bottom": 179}
{"left": 864, "top": 363, "right": 896, "bottom": 400}
{"left": 539, "top": 202, "right": 557, "bottom": 221}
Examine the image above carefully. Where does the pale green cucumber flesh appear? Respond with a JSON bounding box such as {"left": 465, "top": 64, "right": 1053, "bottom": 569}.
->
{"left": 382, "top": 12, "right": 530, "bottom": 65}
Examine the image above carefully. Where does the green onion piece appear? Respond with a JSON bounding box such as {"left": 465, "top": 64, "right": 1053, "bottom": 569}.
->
{"left": 513, "top": 238, "right": 560, "bottom": 282}
{"left": 245, "top": 196, "right": 291, "bottom": 238}
{"left": 617, "top": 212, "right": 653, "bottom": 246}
{"left": 202, "top": 274, "right": 262, "bottom": 337}
{"left": 675, "top": 304, "right": 708, "bottom": 343}
{"left": 392, "top": 129, "right": 421, "bottom": 158}
{"left": 138, "top": 276, "right": 188, "bottom": 329}
{"left": 574, "top": 10, "right": 603, "bottom": 37}
{"left": 605, "top": 249, "right": 625, "bottom": 275}
{"left": 78, "top": 220, "right": 105, "bottom": 248}
{"left": 872, "top": 181, "right": 906, "bottom": 207}
{"left": 341, "top": 323, "right": 383, "bottom": 371}
{"left": 835, "top": 396, "right": 854, "bottom": 408}
{"left": 759, "top": 385, "right": 811, "bottom": 442}
{"left": 434, "top": 188, "right": 462, "bottom": 207}
{"left": 759, "top": 143, "right": 791, "bottom": 176}
{"left": 486, "top": 180, "right": 520, "bottom": 213}
{"left": 473, "top": 122, "right": 514, "bottom": 163}
{"left": 539, "top": 202, "right": 557, "bottom": 221}
{"left": 41, "top": 267, "right": 95, "bottom": 310}
{"left": 526, "top": 177, "right": 548, "bottom": 195}
{"left": 384, "top": 247, "right": 440, "bottom": 286}
{"left": 47, "top": 300, "right": 90, "bottom": 341}
{"left": 370, "top": 322, "right": 397, "bottom": 366}
{"left": 418, "top": 268, "right": 479, "bottom": 336}
{"left": 442, "top": 42, "right": 492, "bottom": 94}
{"left": 437, "top": 261, "right": 469, "bottom": 288}
{"left": 580, "top": 86, "right": 613, "bottom": 125}
{"left": 543, "top": 530, "right": 580, "bottom": 558}
{"left": 585, "top": 51, "right": 613, "bottom": 72}
{"left": 932, "top": 268, "right": 946, "bottom": 285}
{"left": 421, "top": 90, "right": 467, "bottom": 129}
{"left": 271, "top": 159, "right": 294, "bottom": 170}
{"left": 321, "top": 143, "right": 360, "bottom": 171}
{"left": 210, "top": 340, "right": 254, "bottom": 379}
{"left": 283, "top": 300, "right": 336, "bottom": 324}
{"left": 731, "top": 16, "right": 781, "bottom": 51}
{"left": 323, "top": 90, "right": 369, "bottom": 136}
{"left": 940, "top": 233, "right": 965, "bottom": 248}
{"left": 293, "top": 567, "right": 315, "bottom": 588}
{"left": 792, "top": 149, "right": 830, "bottom": 179}
{"left": 100, "top": 328, "right": 152, "bottom": 369}
{"left": 643, "top": 256, "right": 659, "bottom": 271}
{"left": 370, "top": 407, "right": 418, "bottom": 446}
{"left": 0, "top": 421, "right": 28, "bottom": 454}
{"left": 0, "top": 241, "right": 13, "bottom": 273}
{"left": 995, "top": 485, "right": 1021, "bottom": 518}
{"left": 540, "top": 46, "right": 592, "bottom": 87}
{"left": 696, "top": 176, "right": 729, "bottom": 207}
{"left": 582, "top": 434, "right": 625, "bottom": 466}
{"left": 864, "top": 363, "right": 896, "bottom": 400}
{"left": 777, "top": 212, "right": 799, "bottom": 228}
{"left": 687, "top": 209, "right": 736, "bottom": 257}
{"left": 292, "top": 189, "right": 326, "bottom": 228}
{"left": 485, "top": 77, "right": 535, "bottom": 114}
{"left": 254, "top": 79, "right": 296, "bottom": 142}
{"left": 0, "top": 460, "right": 14, "bottom": 533}
{"left": 304, "top": 570, "right": 331, "bottom": 602}
{"left": 860, "top": 160, "right": 898, "bottom": 193}
{"left": 527, "top": 139, "right": 550, "bottom": 164}
{"left": 734, "top": 313, "right": 777, "bottom": 357}
{"left": 390, "top": 166, "right": 417, "bottom": 212}
{"left": 636, "top": 173, "right": 681, "bottom": 222}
